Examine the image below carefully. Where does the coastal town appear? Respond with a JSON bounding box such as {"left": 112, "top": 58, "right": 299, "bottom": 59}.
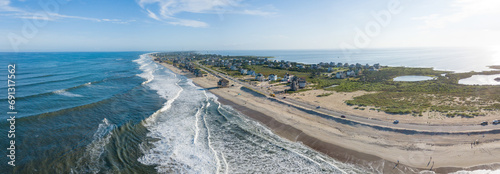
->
{"left": 152, "top": 52, "right": 382, "bottom": 92}
{"left": 150, "top": 51, "right": 500, "bottom": 173}
{"left": 152, "top": 51, "right": 500, "bottom": 126}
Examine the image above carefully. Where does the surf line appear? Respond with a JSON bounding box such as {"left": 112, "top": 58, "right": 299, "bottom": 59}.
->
{"left": 141, "top": 70, "right": 155, "bottom": 85}
{"left": 144, "top": 76, "right": 183, "bottom": 126}
{"left": 193, "top": 107, "right": 201, "bottom": 145}
{"left": 221, "top": 151, "right": 229, "bottom": 174}
{"left": 203, "top": 100, "right": 222, "bottom": 173}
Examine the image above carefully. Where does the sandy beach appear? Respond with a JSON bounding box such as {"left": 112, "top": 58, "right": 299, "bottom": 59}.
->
{"left": 154, "top": 58, "right": 500, "bottom": 173}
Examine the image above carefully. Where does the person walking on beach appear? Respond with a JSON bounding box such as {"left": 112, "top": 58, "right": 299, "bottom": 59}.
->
{"left": 393, "top": 160, "right": 399, "bottom": 169}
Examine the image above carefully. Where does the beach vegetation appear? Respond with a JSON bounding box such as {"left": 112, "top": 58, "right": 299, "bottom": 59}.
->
{"left": 317, "top": 93, "right": 333, "bottom": 97}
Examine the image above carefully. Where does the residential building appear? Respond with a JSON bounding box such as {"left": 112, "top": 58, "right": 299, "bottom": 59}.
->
{"left": 240, "top": 69, "right": 248, "bottom": 75}
{"left": 217, "top": 79, "right": 229, "bottom": 88}
{"left": 336, "top": 72, "right": 346, "bottom": 79}
{"left": 268, "top": 74, "right": 278, "bottom": 81}
{"left": 256, "top": 73, "right": 265, "bottom": 81}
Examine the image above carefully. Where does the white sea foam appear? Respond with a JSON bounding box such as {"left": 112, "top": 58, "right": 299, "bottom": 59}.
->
{"left": 135, "top": 53, "right": 366, "bottom": 174}
{"left": 135, "top": 54, "right": 156, "bottom": 85}
{"left": 72, "top": 118, "right": 116, "bottom": 174}
{"left": 205, "top": 102, "right": 221, "bottom": 174}
{"left": 134, "top": 54, "right": 184, "bottom": 125}
{"left": 193, "top": 108, "right": 201, "bottom": 145}
{"left": 138, "top": 86, "right": 216, "bottom": 173}
{"left": 53, "top": 89, "right": 83, "bottom": 97}
{"left": 137, "top": 54, "right": 216, "bottom": 173}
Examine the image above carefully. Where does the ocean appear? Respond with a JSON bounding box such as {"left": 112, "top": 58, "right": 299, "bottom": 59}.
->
{"left": 0, "top": 52, "right": 365, "bottom": 173}
{"left": 0, "top": 49, "right": 498, "bottom": 173}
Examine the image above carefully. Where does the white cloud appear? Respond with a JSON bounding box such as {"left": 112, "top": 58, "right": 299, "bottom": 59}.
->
{"left": 240, "top": 9, "right": 275, "bottom": 16}
{"left": 146, "top": 9, "right": 161, "bottom": 21}
{"left": 168, "top": 18, "right": 208, "bottom": 27}
{"left": 0, "top": 0, "right": 20, "bottom": 12}
{"left": 0, "top": 0, "right": 133, "bottom": 24}
{"left": 138, "top": 0, "right": 239, "bottom": 15}
{"left": 137, "top": 0, "right": 274, "bottom": 27}
{"left": 413, "top": 0, "right": 500, "bottom": 29}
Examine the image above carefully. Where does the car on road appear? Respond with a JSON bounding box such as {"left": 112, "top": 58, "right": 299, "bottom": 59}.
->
{"left": 316, "top": 106, "right": 321, "bottom": 109}
{"left": 393, "top": 120, "right": 399, "bottom": 124}
{"left": 492, "top": 120, "right": 499, "bottom": 125}
{"left": 341, "top": 115, "right": 346, "bottom": 118}
{"left": 480, "top": 121, "right": 488, "bottom": 126}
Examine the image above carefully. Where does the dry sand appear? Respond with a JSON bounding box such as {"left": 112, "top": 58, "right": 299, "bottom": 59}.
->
{"left": 291, "top": 89, "right": 500, "bottom": 125}
{"left": 156, "top": 59, "right": 500, "bottom": 173}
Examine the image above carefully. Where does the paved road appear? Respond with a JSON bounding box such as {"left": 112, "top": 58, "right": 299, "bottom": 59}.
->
{"left": 196, "top": 62, "right": 500, "bottom": 133}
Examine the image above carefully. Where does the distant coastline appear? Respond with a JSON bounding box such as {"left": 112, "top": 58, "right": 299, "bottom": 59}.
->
{"left": 204, "top": 48, "right": 499, "bottom": 73}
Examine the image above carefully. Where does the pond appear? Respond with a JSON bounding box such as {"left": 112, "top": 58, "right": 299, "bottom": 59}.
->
{"left": 393, "top": 75, "right": 435, "bottom": 82}
{"left": 458, "top": 74, "right": 500, "bottom": 85}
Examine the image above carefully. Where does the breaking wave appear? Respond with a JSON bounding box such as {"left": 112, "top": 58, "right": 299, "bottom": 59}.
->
{"left": 71, "top": 118, "right": 116, "bottom": 174}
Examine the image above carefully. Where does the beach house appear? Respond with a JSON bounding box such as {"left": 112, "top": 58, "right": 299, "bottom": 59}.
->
{"left": 347, "top": 70, "right": 356, "bottom": 77}
{"left": 247, "top": 70, "right": 256, "bottom": 76}
{"left": 290, "top": 76, "right": 306, "bottom": 91}
{"left": 298, "top": 78, "right": 306, "bottom": 88}
{"left": 282, "top": 74, "right": 293, "bottom": 82}
{"left": 240, "top": 69, "right": 248, "bottom": 75}
{"left": 217, "top": 78, "right": 229, "bottom": 88}
{"left": 256, "top": 73, "right": 266, "bottom": 81}
{"left": 336, "top": 71, "right": 346, "bottom": 79}
{"left": 268, "top": 74, "right": 278, "bottom": 81}
{"left": 230, "top": 65, "right": 238, "bottom": 71}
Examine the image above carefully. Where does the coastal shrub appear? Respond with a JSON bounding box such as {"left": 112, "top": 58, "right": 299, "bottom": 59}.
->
{"left": 317, "top": 93, "right": 333, "bottom": 97}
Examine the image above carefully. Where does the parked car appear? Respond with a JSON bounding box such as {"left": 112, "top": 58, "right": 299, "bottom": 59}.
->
{"left": 393, "top": 120, "right": 399, "bottom": 124}
{"left": 341, "top": 115, "right": 346, "bottom": 118}
{"left": 480, "top": 121, "right": 488, "bottom": 126}
{"left": 492, "top": 120, "right": 499, "bottom": 125}
{"left": 316, "top": 106, "right": 321, "bottom": 109}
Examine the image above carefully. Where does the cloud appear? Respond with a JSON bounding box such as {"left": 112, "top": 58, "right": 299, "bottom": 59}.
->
{"left": 0, "top": 0, "right": 134, "bottom": 24}
{"left": 240, "top": 9, "right": 275, "bottom": 16}
{"left": 168, "top": 18, "right": 208, "bottom": 27}
{"left": 146, "top": 9, "right": 161, "bottom": 21}
{"left": 0, "top": 0, "right": 20, "bottom": 12}
{"left": 413, "top": 0, "right": 500, "bottom": 29}
{"left": 137, "top": 0, "right": 275, "bottom": 27}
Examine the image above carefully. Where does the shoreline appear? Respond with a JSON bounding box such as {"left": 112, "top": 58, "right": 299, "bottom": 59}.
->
{"left": 152, "top": 55, "right": 500, "bottom": 173}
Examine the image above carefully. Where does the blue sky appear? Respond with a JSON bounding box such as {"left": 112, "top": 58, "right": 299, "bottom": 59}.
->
{"left": 1, "top": 0, "right": 499, "bottom": 52}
